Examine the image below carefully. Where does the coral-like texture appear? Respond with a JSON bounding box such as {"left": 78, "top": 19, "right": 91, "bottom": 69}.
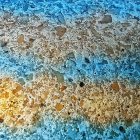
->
{"left": 0, "top": 0, "right": 140, "bottom": 139}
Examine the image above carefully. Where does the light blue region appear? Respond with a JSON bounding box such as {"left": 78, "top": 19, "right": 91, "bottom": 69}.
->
{"left": 0, "top": 44, "right": 139, "bottom": 85}
{"left": 0, "top": 47, "right": 44, "bottom": 82}
{"left": 55, "top": 52, "right": 140, "bottom": 85}
{"left": 0, "top": 117, "right": 139, "bottom": 140}
{"left": 0, "top": 0, "right": 140, "bottom": 22}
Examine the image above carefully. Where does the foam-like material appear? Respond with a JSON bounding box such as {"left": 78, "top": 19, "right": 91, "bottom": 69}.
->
{"left": 0, "top": 0, "right": 139, "bottom": 139}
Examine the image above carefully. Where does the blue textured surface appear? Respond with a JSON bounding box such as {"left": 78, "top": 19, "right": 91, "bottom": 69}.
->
{"left": 0, "top": 46, "right": 139, "bottom": 85}
{"left": 0, "top": 117, "right": 139, "bottom": 140}
{"left": 0, "top": 0, "right": 140, "bottom": 22}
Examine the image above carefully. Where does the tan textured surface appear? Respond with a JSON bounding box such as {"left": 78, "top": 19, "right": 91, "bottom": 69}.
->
{"left": 0, "top": 13, "right": 139, "bottom": 64}
{"left": 0, "top": 74, "right": 139, "bottom": 128}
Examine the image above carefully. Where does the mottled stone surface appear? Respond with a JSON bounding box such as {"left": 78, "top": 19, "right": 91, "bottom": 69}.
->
{"left": 0, "top": 0, "right": 140, "bottom": 139}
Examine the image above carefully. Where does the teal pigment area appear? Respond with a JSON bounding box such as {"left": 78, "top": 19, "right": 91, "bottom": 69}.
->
{"left": 0, "top": 0, "right": 140, "bottom": 22}
{"left": 0, "top": 46, "right": 140, "bottom": 86}
{"left": 0, "top": 117, "right": 140, "bottom": 140}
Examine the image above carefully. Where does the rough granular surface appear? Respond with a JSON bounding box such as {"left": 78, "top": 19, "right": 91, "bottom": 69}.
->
{"left": 0, "top": 0, "right": 140, "bottom": 139}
